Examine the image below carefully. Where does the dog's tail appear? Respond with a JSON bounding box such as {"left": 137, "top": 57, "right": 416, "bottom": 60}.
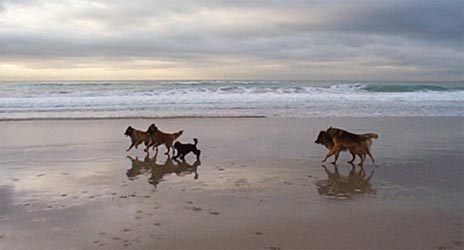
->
{"left": 361, "top": 133, "right": 378, "bottom": 146}
{"left": 362, "top": 133, "right": 378, "bottom": 140}
{"left": 193, "top": 138, "right": 198, "bottom": 145}
{"left": 173, "top": 130, "right": 183, "bottom": 140}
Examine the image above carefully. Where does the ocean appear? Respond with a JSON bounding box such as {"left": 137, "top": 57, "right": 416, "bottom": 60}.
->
{"left": 0, "top": 81, "right": 462, "bottom": 120}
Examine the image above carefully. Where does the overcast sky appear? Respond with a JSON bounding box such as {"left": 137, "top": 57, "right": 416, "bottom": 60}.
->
{"left": 0, "top": 0, "right": 462, "bottom": 81}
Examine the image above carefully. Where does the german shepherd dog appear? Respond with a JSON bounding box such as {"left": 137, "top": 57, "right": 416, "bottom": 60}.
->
{"left": 315, "top": 130, "right": 357, "bottom": 163}
{"left": 317, "top": 127, "right": 378, "bottom": 165}
{"left": 124, "top": 126, "right": 152, "bottom": 152}
{"left": 146, "top": 123, "right": 183, "bottom": 155}
{"left": 173, "top": 138, "right": 201, "bottom": 160}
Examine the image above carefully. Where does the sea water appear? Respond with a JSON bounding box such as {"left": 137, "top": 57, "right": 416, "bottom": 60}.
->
{"left": 0, "top": 81, "right": 462, "bottom": 119}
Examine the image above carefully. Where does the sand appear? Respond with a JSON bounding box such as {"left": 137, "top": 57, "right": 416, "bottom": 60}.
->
{"left": 0, "top": 117, "right": 462, "bottom": 249}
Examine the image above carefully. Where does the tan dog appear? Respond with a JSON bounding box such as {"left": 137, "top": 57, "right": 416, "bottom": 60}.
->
{"left": 321, "top": 127, "right": 378, "bottom": 165}
{"left": 147, "top": 123, "right": 183, "bottom": 155}
{"left": 124, "top": 126, "right": 152, "bottom": 152}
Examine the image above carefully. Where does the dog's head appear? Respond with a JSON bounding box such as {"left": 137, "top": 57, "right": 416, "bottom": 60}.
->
{"left": 174, "top": 141, "right": 181, "bottom": 149}
{"left": 147, "top": 123, "right": 158, "bottom": 134}
{"left": 315, "top": 130, "right": 333, "bottom": 148}
{"left": 314, "top": 130, "right": 326, "bottom": 144}
{"left": 124, "top": 126, "right": 133, "bottom": 136}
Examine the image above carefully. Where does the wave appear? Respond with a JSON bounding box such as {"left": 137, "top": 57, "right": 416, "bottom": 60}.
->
{"left": 360, "top": 83, "right": 463, "bottom": 93}
{"left": 0, "top": 81, "right": 462, "bottom": 119}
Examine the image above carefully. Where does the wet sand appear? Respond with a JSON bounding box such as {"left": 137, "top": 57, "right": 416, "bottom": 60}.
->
{"left": 0, "top": 117, "right": 462, "bottom": 249}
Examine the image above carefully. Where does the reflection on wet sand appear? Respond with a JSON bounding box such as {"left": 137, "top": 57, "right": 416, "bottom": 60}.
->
{"left": 315, "top": 164, "right": 376, "bottom": 199}
{"left": 126, "top": 154, "right": 200, "bottom": 187}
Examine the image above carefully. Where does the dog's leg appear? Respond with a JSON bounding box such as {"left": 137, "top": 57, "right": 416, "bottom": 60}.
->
{"left": 194, "top": 149, "right": 201, "bottom": 160}
{"left": 366, "top": 150, "right": 375, "bottom": 164}
{"left": 322, "top": 144, "right": 339, "bottom": 162}
{"left": 348, "top": 150, "right": 356, "bottom": 163}
{"left": 126, "top": 143, "right": 135, "bottom": 151}
{"left": 331, "top": 148, "right": 341, "bottom": 164}
{"left": 144, "top": 143, "right": 151, "bottom": 153}
{"left": 165, "top": 144, "right": 171, "bottom": 155}
{"left": 358, "top": 153, "right": 366, "bottom": 166}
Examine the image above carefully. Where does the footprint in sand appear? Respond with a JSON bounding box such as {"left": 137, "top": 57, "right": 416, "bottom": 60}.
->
{"left": 186, "top": 206, "right": 202, "bottom": 212}
{"left": 234, "top": 178, "right": 249, "bottom": 187}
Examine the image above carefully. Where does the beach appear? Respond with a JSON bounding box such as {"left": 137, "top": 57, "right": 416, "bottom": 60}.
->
{"left": 0, "top": 117, "right": 462, "bottom": 249}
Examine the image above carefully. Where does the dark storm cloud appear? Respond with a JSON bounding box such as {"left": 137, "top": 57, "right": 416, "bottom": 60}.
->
{"left": 333, "top": 0, "right": 463, "bottom": 44}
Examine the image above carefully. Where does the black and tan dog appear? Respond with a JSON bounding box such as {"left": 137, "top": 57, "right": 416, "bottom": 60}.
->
{"left": 124, "top": 126, "right": 152, "bottom": 152}
{"left": 315, "top": 127, "right": 378, "bottom": 165}
{"left": 173, "top": 138, "right": 201, "bottom": 160}
{"left": 315, "top": 130, "right": 357, "bottom": 163}
{"left": 147, "top": 123, "right": 183, "bottom": 155}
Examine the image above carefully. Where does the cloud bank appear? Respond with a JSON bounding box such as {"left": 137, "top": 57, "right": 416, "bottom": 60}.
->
{"left": 0, "top": 0, "right": 462, "bottom": 81}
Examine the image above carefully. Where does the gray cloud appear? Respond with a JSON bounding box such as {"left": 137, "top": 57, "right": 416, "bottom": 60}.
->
{"left": 0, "top": 0, "right": 462, "bottom": 81}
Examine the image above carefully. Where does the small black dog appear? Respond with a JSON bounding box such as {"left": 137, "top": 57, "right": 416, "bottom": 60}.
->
{"left": 173, "top": 138, "right": 201, "bottom": 160}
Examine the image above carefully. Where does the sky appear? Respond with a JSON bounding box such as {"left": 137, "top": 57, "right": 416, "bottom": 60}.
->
{"left": 0, "top": 0, "right": 462, "bottom": 81}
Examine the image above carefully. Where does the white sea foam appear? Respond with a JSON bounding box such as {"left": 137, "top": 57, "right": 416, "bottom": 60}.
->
{"left": 0, "top": 81, "right": 462, "bottom": 119}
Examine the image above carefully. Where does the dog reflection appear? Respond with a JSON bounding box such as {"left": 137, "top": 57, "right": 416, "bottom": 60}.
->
{"left": 126, "top": 155, "right": 155, "bottom": 179}
{"left": 315, "top": 164, "right": 376, "bottom": 198}
{"left": 126, "top": 154, "right": 200, "bottom": 188}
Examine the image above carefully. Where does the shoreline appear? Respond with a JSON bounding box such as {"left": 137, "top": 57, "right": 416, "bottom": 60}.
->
{"left": 0, "top": 115, "right": 462, "bottom": 122}
{"left": 0, "top": 115, "right": 267, "bottom": 122}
